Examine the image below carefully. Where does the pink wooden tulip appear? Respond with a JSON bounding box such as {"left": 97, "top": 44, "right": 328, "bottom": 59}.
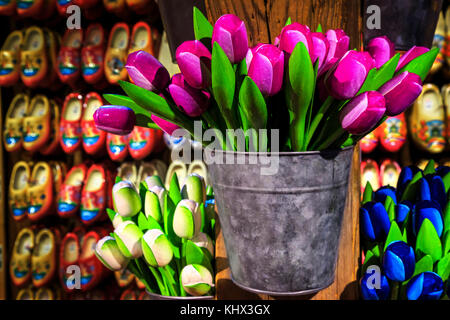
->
{"left": 247, "top": 44, "right": 284, "bottom": 96}
{"left": 279, "top": 23, "right": 313, "bottom": 55}
{"left": 94, "top": 106, "right": 136, "bottom": 135}
{"left": 396, "top": 46, "right": 430, "bottom": 72}
{"left": 125, "top": 50, "right": 170, "bottom": 92}
{"left": 324, "top": 50, "right": 375, "bottom": 100}
{"left": 340, "top": 91, "right": 386, "bottom": 135}
{"left": 378, "top": 71, "right": 422, "bottom": 116}
{"left": 325, "top": 29, "right": 350, "bottom": 62}
{"left": 167, "top": 73, "right": 210, "bottom": 117}
{"left": 151, "top": 115, "right": 180, "bottom": 136}
{"left": 211, "top": 14, "right": 248, "bottom": 64}
{"left": 367, "top": 36, "right": 395, "bottom": 69}
{"left": 311, "top": 32, "right": 329, "bottom": 69}
{"left": 176, "top": 40, "right": 212, "bottom": 89}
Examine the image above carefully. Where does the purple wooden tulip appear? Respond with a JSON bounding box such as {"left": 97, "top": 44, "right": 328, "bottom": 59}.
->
{"left": 151, "top": 115, "right": 180, "bottom": 136}
{"left": 325, "top": 29, "right": 350, "bottom": 62}
{"left": 247, "top": 44, "right": 284, "bottom": 96}
{"left": 396, "top": 46, "right": 430, "bottom": 72}
{"left": 311, "top": 32, "right": 329, "bottom": 70}
{"left": 340, "top": 91, "right": 386, "bottom": 135}
{"left": 279, "top": 23, "right": 313, "bottom": 55}
{"left": 366, "top": 36, "right": 395, "bottom": 69}
{"left": 378, "top": 71, "right": 422, "bottom": 116}
{"left": 245, "top": 44, "right": 264, "bottom": 70}
{"left": 125, "top": 50, "right": 170, "bottom": 92}
{"left": 211, "top": 14, "right": 248, "bottom": 64}
{"left": 167, "top": 73, "right": 210, "bottom": 117}
{"left": 176, "top": 40, "right": 212, "bottom": 89}
{"left": 324, "top": 50, "right": 375, "bottom": 100}
{"left": 94, "top": 105, "right": 136, "bottom": 135}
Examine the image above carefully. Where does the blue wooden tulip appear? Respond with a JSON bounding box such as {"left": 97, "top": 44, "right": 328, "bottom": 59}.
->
{"left": 360, "top": 271, "right": 390, "bottom": 300}
{"left": 406, "top": 272, "right": 444, "bottom": 300}
{"left": 374, "top": 186, "right": 397, "bottom": 204}
{"left": 382, "top": 241, "right": 415, "bottom": 281}
{"left": 436, "top": 166, "right": 450, "bottom": 177}
{"left": 428, "top": 175, "right": 446, "bottom": 211}
{"left": 360, "top": 202, "right": 391, "bottom": 242}
{"left": 418, "top": 178, "right": 431, "bottom": 201}
{"left": 413, "top": 200, "right": 443, "bottom": 237}
{"left": 397, "top": 166, "right": 421, "bottom": 196}
{"left": 396, "top": 200, "right": 412, "bottom": 225}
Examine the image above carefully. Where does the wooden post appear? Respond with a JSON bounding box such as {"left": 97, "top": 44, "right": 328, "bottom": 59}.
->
{"left": 206, "top": 0, "right": 362, "bottom": 300}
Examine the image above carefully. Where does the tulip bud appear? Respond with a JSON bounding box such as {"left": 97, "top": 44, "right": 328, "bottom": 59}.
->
{"left": 378, "top": 71, "right": 422, "bottom": 116}
{"left": 113, "top": 181, "right": 141, "bottom": 217}
{"left": 396, "top": 201, "right": 412, "bottom": 225}
{"left": 383, "top": 241, "right": 415, "bottom": 281}
{"left": 325, "top": 50, "right": 375, "bottom": 100}
{"left": 173, "top": 199, "right": 202, "bottom": 239}
{"left": 191, "top": 232, "right": 214, "bottom": 256}
{"left": 176, "top": 40, "right": 211, "bottom": 89}
{"left": 151, "top": 115, "right": 180, "bottom": 136}
{"left": 94, "top": 106, "right": 136, "bottom": 135}
{"left": 311, "top": 32, "right": 329, "bottom": 70}
{"left": 406, "top": 272, "right": 444, "bottom": 300}
{"left": 112, "top": 213, "right": 126, "bottom": 228}
{"left": 168, "top": 73, "right": 210, "bottom": 117}
{"left": 374, "top": 186, "right": 397, "bottom": 204}
{"left": 141, "top": 229, "right": 173, "bottom": 267}
{"left": 396, "top": 46, "right": 430, "bottom": 72}
{"left": 366, "top": 36, "right": 395, "bottom": 69}
{"left": 339, "top": 91, "right": 386, "bottom": 135}
{"left": 413, "top": 200, "right": 443, "bottom": 237}
{"left": 95, "top": 236, "right": 129, "bottom": 271}
{"left": 211, "top": 14, "right": 248, "bottom": 64}
{"left": 428, "top": 175, "right": 446, "bottom": 210}
{"left": 360, "top": 271, "right": 390, "bottom": 300}
{"left": 144, "top": 185, "right": 166, "bottom": 223}
{"left": 114, "top": 221, "right": 144, "bottom": 258}
{"left": 181, "top": 264, "right": 214, "bottom": 296}
{"left": 144, "top": 175, "right": 164, "bottom": 189}
{"left": 279, "top": 23, "right": 312, "bottom": 55}
{"left": 325, "top": 29, "right": 350, "bottom": 62}
{"left": 125, "top": 50, "right": 171, "bottom": 92}
{"left": 247, "top": 44, "right": 284, "bottom": 96}
{"left": 360, "top": 202, "right": 391, "bottom": 242}
{"left": 181, "top": 174, "right": 206, "bottom": 204}
{"left": 397, "top": 165, "right": 421, "bottom": 196}
{"left": 245, "top": 44, "right": 264, "bottom": 69}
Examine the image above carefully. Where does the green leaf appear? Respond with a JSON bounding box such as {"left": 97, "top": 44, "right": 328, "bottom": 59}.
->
{"left": 362, "top": 181, "right": 373, "bottom": 204}
{"left": 285, "top": 17, "right": 292, "bottom": 26}
{"left": 193, "top": 6, "right": 213, "bottom": 48}
{"left": 444, "top": 204, "right": 450, "bottom": 235}
{"left": 442, "top": 230, "right": 450, "bottom": 254}
{"left": 443, "top": 171, "right": 450, "bottom": 193}
{"left": 163, "top": 193, "right": 181, "bottom": 246}
{"left": 316, "top": 23, "right": 322, "bottom": 32}
{"left": 416, "top": 218, "right": 443, "bottom": 263}
{"left": 168, "top": 173, "right": 182, "bottom": 205}
{"left": 436, "top": 252, "right": 450, "bottom": 281}
{"left": 137, "top": 212, "right": 150, "bottom": 231}
{"left": 398, "top": 47, "right": 439, "bottom": 81}
{"left": 185, "top": 240, "right": 213, "bottom": 273}
{"left": 400, "top": 171, "right": 424, "bottom": 202}
{"left": 413, "top": 255, "right": 433, "bottom": 277}
{"left": 147, "top": 215, "right": 164, "bottom": 231}
{"left": 103, "top": 93, "right": 159, "bottom": 129}
{"left": 106, "top": 208, "right": 116, "bottom": 223}
{"left": 358, "top": 54, "right": 400, "bottom": 94}
{"left": 384, "top": 196, "right": 396, "bottom": 222}
{"left": 423, "top": 159, "right": 436, "bottom": 175}
{"left": 115, "top": 176, "right": 122, "bottom": 184}
{"left": 211, "top": 42, "right": 236, "bottom": 129}
{"left": 118, "top": 80, "right": 194, "bottom": 133}
{"left": 384, "top": 221, "right": 403, "bottom": 251}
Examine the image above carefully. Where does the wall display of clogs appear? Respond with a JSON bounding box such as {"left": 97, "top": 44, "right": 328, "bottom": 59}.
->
{"left": 0, "top": 0, "right": 201, "bottom": 300}
{"left": 360, "top": 3, "right": 450, "bottom": 193}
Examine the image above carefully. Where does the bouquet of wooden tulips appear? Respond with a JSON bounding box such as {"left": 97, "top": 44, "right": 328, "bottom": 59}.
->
{"left": 95, "top": 173, "right": 216, "bottom": 297}
{"left": 94, "top": 8, "right": 438, "bottom": 152}
{"left": 360, "top": 161, "right": 450, "bottom": 300}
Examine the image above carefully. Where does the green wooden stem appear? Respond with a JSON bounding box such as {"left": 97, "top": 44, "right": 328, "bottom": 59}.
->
{"left": 317, "top": 127, "right": 345, "bottom": 150}
{"left": 149, "top": 266, "right": 167, "bottom": 295}
{"left": 306, "top": 97, "right": 334, "bottom": 147}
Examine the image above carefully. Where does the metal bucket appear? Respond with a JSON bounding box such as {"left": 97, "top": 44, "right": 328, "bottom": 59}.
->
{"left": 204, "top": 147, "right": 354, "bottom": 295}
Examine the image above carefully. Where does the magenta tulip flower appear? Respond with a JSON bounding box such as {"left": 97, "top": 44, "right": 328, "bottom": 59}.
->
{"left": 247, "top": 44, "right": 284, "bottom": 96}
{"left": 379, "top": 71, "right": 423, "bottom": 116}
{"left": 151, "top": 115, "right": 180, "bottom": 136}
{"left": 245, "top": 43, "right": 264, "bottom": 69}
{"left": 366, "top": 36, "right": 395, "bottom": 69}
{"left": 167, "top": 73, "right": 210, "bottom": 117}
{"left": 211, "top": 14, "right": 248, "bottom": 64}
{"left": 340, "top": 91, "right": 386, "bottom": 135}
{"left": 396, "top": 46, "right": 430, "bottom": 72}
{"left": 325, "top": 29, "right": 350, "bottom": 62}
{"left": 324, "top": 50, "right": 375, "bottom": 100}
{"left": 176, "top": 40, "right": 212, "bottom": 89}
{"left": 311, "top": 32, "right": 329, "bottom": 70}
{"left": 125, "top": 50, "right": 170, "bottom": 92}
{"left": 94, "top": 106, "right": 136, "bottom": 135}
{"left": 279, "top": 23, "right": 313, "bottom": 55}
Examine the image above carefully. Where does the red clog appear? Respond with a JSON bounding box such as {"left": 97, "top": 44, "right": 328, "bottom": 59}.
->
{"left": 55, "top": 0, "right": 71, "bottom": 16}
{"left": 377, "top": 112, "right": 407, "bottom": 153}
{"left": 73, "top": 0, "right": 97, "bottom": 8}
{"left": 57, "top": 29, "right": 83, "bottom": 87}
{"left": 59, "top": 232, "right": 80, "bottom": 293}
{"left": 80, "top": 164, "right": 107, "bottom": 225}
{"left": 128, "top": 127, "right": 160, "bottom": 160}
{"left": 379, "top": 159, "right": 401, "bottom": 188}
{"left": 360, "top": 130, "right": 378, "bottom": 154}
{"left": 57, "top": 163, "right": 87, "bottom": 218}
{"left": 81, "top": 92, "right": 106, "bottom": 155}
{"left": 361, "top": 159, "right": 380, "bottom": 193}
{"left": 81, "top": 24, "right": 106, "bottom": 85}
{"left": 60, "top": 93, "right": 83, "bottom": 154}
{"left": 106, "top": 133, "right": 128, "bottom": 162}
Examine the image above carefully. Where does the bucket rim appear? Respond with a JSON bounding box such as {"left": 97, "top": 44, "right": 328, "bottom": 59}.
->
{"left": 144, "top": 290, "right": 214, "bottom": 300}
{"left": 204, "top": 145, "right": 354, "bottom": 157}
